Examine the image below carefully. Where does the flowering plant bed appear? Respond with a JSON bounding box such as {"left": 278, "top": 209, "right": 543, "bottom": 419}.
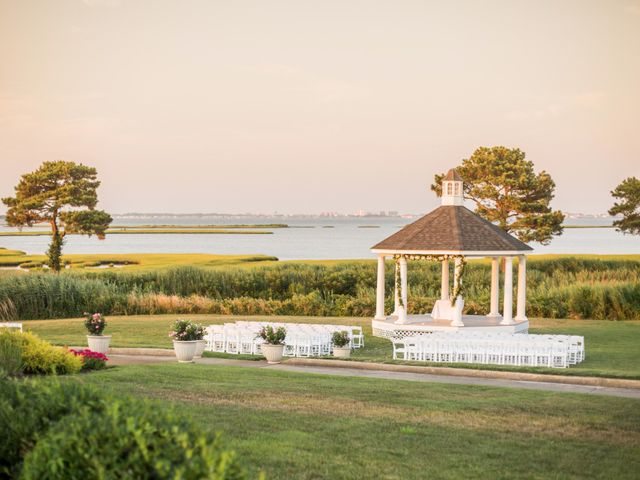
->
{"left": 69, "top": 348, "right": 109, "bottom": 371}
{"left": 84, "top": 312, "right": 106, "bottom": 335}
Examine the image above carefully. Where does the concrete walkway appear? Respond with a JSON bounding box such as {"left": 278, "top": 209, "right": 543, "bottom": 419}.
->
{"left": 107, "top": 354, "right": 640, "bottom": 399}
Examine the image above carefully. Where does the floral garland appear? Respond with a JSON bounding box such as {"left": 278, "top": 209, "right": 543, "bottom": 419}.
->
{"left": 450, "top": 257, "right": 467, "bottom": 305}
{"left": 394, "top": 256, "right": 404, "bottom": 308}
{"left": 393, "top": 254, "right": 467, "bottom": 307}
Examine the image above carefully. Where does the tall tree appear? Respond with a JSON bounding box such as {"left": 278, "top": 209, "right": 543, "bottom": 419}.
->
{"left": 608, "top": 177, "right": 640, "bottom": 235}
{"left": 2, "top": 161, "right": 112, "bottom": 272}
{"left": 431, "top": 146, "right": 564, "bottom": 244}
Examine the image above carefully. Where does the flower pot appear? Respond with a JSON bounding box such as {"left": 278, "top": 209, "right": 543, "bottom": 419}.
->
{"left": 193, "top": 339, "right": 207, "bottom": 359}
{"left": 87, "top": 335, "right": 111, "bottom": 354}
{"left": 333, "top": 346, "right": 351, "bottom": 358}
{"left": 173, "top": 340, "right": 198, "bottom": 363}
{"left": 261, "top": 343, "right": 285, "bottom": 364}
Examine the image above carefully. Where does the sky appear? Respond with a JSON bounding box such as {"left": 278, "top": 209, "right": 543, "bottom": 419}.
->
{"left": 0, "top": 0, "right": 639, "bottom": 215}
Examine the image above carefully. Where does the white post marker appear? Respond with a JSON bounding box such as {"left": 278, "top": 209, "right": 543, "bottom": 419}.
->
{"left": 375, "top": 255, "right": 386, "bottom": 319}
{"left": 515, "top": 255, "right": 527, "bottom": 322}
{"left": 488, "top": 257, "right": 501, "bottom": 318}
{"left": 501, "top": 256, "right": 514, "bottom": 325}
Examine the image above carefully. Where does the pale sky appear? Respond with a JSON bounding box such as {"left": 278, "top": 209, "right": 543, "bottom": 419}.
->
{"left": 1, "top": 0, "right": 639, "bottom": 215}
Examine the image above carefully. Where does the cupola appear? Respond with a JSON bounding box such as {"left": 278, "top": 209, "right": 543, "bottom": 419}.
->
{"left": 441, "top": 168, "right": 463, "bottom": 206}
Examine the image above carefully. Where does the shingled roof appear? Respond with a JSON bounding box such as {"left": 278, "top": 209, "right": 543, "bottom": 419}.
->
{"left": 372, "top": 206, "right": 532, "bottom": 252}
{"left": 443, "top": 168, "right": 462, "bottom": 181}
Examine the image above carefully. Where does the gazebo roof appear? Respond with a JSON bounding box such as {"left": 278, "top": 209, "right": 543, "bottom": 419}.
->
{"left": 372, "top": 205, "right": 533, "bottom": 253}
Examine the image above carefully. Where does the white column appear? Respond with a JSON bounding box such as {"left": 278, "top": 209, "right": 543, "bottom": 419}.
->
{"left": 395, "top": 256, "right": 409, "bottom": 324}
{"left": 393, "top": 261, "right": 399, "bottom": 315}
{"left": 453, "top": 257, "right": 462, "bottom": 298}
{"left": 450, "top": 257, "right": 464, "bottom": 327}
{"left": 487, "top": 257, "right": 501, "bottom": 318}
{"left": 400, "top": 256, "right": 408, "bottom": 311}
{"left": 515, "top": 255, "right": 527, "bottom": 322}
{"left": 500, "top": 256, "right": 514, "bottom": 325}
{"left": 441, "top": 259, "right": 449, "bottom": 301}
{"left": 375, "top": 255, "right": 386, "bottom": 319}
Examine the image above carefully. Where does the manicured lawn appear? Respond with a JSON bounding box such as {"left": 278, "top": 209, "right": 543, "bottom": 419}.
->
{"left": 63, "top": 363, "right": 640, "bottom": 480}
{"left": 24, "top": 315, "right": 640, "bottom": 379}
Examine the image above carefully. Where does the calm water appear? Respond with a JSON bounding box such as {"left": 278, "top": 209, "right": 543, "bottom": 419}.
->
{"left": 0, "top": 216, "right": 637, "bottom": 260}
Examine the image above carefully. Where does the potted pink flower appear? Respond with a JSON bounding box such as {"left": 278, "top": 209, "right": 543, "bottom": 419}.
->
{"left": 193, "top": 324, "right": 208, "bottom": 359}
{"left": 84, "top": 312, "right": 111, "bottom": 354}
{"left": 169, "top": 319, "right": 204, "bottom": 363}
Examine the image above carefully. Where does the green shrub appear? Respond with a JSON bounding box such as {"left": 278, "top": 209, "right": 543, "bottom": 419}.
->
{"left": 18, "top": 332, "right": 82, "bottom": 375}
{"left": 19, "top": 395, "right": 245, "bottom": 480}
{"left": 0, "top": 330, "right": 23, "bottom": 377}
{"left": 0, "top": 379, "right": 246, "bottom": 480}
{"left": 0, "top": 379, "right": 107, "bottom": 477}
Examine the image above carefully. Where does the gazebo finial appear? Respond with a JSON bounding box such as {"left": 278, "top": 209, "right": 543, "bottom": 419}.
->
{"left": 441, "top": 168, "right": 463, "bottom": 206}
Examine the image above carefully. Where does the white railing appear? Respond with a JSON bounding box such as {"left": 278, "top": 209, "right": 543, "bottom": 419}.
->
{"left": 205, "top": 321, "right": 364, "bottom": 357}
{"left": 391, "top": 332, "right": 584, "bottom": 368}
{"left": 0, "top": 322, "right": 23, "bottom": 332}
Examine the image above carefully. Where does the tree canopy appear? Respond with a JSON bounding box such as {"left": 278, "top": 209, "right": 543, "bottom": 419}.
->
{"left": 431, "top": 146, "right": 564, "bottom": 244}
{"left": 2, "top": 161, "right": 112, "bottom": 271}
{"left": 608, "top": 177, "right": 640, "bottom": 235}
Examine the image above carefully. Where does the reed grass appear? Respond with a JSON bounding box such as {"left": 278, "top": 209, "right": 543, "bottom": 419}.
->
{"left": 1, "top": 256, "right": 638, "bottom": 320}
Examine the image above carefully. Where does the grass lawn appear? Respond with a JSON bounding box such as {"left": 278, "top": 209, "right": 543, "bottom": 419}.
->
{"left": 61, "top": 363, "right": 640, "bottom": 479}
{"left": 24, "top": 314, "right": 640, "bottom": 379}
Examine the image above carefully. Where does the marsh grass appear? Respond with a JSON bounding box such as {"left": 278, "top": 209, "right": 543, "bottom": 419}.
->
{"left": 2, "top": 255, "right": 639, "bottom": 320}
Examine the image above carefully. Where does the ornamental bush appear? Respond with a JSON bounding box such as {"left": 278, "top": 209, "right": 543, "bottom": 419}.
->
{"left": 19, "top": 332, "right": 82, "bottom": 375}
{"left": 0, "top": 378, "right": 107, "bottom": 477}
{"left": 0, "top": 331, "right": 81, "bottom": 376}
{"left": 19, "top": 395, "right": 245, "bottom": 480}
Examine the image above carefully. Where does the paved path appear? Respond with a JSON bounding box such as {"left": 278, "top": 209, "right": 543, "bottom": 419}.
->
{"left": 108, "top": 354, "right": 640, "bottom": 399}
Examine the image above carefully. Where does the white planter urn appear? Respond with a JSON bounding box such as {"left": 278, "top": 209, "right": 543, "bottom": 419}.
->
{"left": 193, "top": 339, "right": 207, "bottom": 359}
{"left": 333, "top": 346, "right": 351, "bottom": 358}
{"left": 261, "top": 344, "right": 285, "bottom": 364}
{"left": 87, "top": 335, "right": 111, "bottom": 354}
{"left": 173, "top": 340, "right": 198, "bottom": 363}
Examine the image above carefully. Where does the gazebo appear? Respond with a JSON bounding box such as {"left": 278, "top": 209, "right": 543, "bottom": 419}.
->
{"left": 371, "top": 169, "right": 533, "bottom": 338}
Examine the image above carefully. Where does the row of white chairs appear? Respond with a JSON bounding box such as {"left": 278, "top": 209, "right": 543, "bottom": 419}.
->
{"left": 205, "top": 322, "right": 364, "bottom": 357}
{"left": 412, "top": 331, "right": 585, "bottom": 364}
{"left": 0, "top": 322, "right": 22, "bottom": 332}
{"left": 392, "top": 333, "right": 585, "bottom": 368}
{"left": 233, "top": 321, "right": 365, "bottom": 348}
